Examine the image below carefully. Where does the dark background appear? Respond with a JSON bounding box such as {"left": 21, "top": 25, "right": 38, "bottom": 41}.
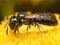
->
{"left": 0, "top": 0, "right": 60, "bottom": 23}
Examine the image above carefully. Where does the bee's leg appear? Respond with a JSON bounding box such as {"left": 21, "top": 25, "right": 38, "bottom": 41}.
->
{"left": 6, "top": 25, "right": 8, "bottom": 35}
{"left": 14, "top": 23, "right": 21, "bottom": 34}
{"left": 35, "top": 23, "right": 42, "bottom": 35}
{"left": 26, "top": 25, "right": 29, "bottom": 33}
{"left": 14, "top": 28, "right": 17, "bottom": 34}
{"left": 4, "top": 22, "right": 9, "bottom": 35}
{"left": 26, "top": 24, "right": 31, "bottom": 33}
{"left": 14, "top": 25, "right": 19, "bottom": 34}
{"left": 14, "top": 26, "right": 17, "bottom": 34}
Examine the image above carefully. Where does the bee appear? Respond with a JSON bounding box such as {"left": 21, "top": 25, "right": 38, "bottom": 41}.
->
{"left": 5, "top": 12, "right": 58, "bottom": 35}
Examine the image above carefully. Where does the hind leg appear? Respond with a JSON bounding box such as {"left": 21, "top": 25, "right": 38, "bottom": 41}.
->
{"left": 35, "top": 22, "right": 42, "bottom": 35}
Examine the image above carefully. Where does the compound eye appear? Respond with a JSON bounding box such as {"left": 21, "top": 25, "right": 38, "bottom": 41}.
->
{"left": 10, "top": 16, "right": 17, "bottom": 22}
{"left": 12, "top": 18, "right": 16, "bottom": 21}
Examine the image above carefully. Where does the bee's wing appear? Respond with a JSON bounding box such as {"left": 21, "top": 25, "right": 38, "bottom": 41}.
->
{"left": 24, "top": 14, "right": 40, "bottom": 18}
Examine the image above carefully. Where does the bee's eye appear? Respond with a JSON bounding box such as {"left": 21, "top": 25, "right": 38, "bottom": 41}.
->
{"left": 12, "top": 18, "right": 16, "bottom": 21}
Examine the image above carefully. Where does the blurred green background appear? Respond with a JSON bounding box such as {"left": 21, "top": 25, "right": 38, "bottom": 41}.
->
{"left": 0, "top": 0, "right": 60, "bottom": 23}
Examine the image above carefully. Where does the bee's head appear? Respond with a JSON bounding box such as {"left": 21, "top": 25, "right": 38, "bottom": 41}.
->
{"left": 10, "top": 16, "right": 17, "bottom": 22}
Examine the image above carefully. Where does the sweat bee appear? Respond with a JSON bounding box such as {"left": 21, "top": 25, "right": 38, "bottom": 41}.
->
{"left": 5, "top": 12, "right": 58, "bottom": 35}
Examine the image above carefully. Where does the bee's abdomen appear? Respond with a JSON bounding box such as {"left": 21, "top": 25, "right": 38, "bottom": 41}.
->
{"left": 34, "top": 13, "right": 58, "bottom": 26}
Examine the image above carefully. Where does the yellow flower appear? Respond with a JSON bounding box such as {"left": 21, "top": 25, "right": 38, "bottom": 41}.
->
{"left": 0, "top": 12, "right": 60, "bottom": 45}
